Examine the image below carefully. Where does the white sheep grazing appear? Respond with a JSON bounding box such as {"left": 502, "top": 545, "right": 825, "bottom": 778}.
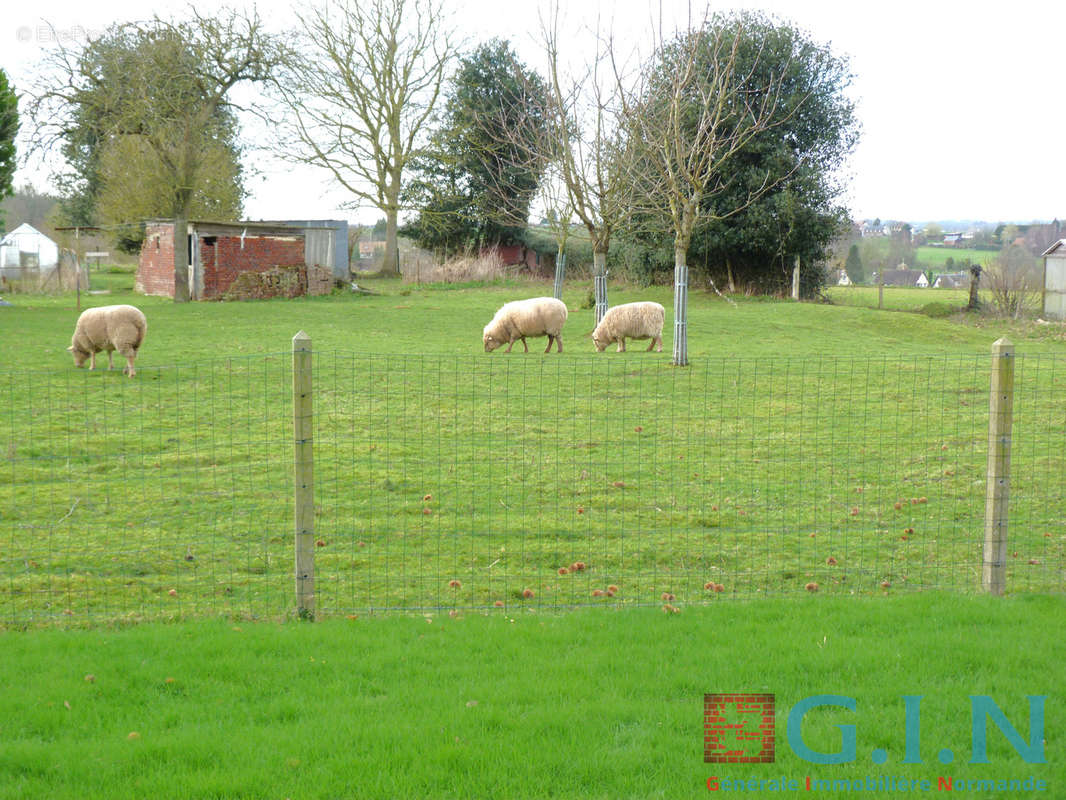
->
{"left": 591, "top": 301, "right": 665, "bottom": 353}
{"left": 68, "top": 305, "right": 148, "bottom": 377}
{"left": 483, "top": 297, "right": 568, "bottom": 354}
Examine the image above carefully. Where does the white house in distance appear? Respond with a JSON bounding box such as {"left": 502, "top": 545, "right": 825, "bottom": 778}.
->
{"left": 0, "top": 223, "right": 60, "bottom": 281}
{"left": 871, "top": 267, "right": 929, "bottom": 288}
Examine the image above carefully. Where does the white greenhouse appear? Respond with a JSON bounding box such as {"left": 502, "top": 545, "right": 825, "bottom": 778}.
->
{"left": 0, "top": 223, "right": 59, "bottom": 277}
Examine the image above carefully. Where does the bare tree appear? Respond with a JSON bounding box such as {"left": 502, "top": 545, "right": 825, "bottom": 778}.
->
{"left": 26, "top": 8, "right": 284, "bottom": 301}
{"left": 624, "top": 13, "right": 802, "bottom": 365}
{"left": 539, "top": 7, "right": 636, "bottom": 324}
{"left": 274, "top": 0, "right": 457, "bottom": 277}
{"left": 985, "top": 244, "right": 1040, "bottom": 319}
{"left": 538, "top": 163, "right": 575, "bottom": 299}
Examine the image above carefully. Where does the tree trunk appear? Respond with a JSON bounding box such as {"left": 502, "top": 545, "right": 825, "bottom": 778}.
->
{"left": 378, "top": 174, "right": 402, "bottom": 277}
{"left": 968, "top": 265, "right": 982, "bottom": 311}
{"left": 726, "top": 256, "right": 736, "bottom": 294}
{"left": 673, "top": 245, "right": 689, "bottom": 367}
{"left": 593, "top": 249, "right": 608, "bottom": 325}
{"left": 380, "top": 206, "right": 401, "bottom": 277}
{"left": 173, "top": 216, "right": 190, "bottom": 303}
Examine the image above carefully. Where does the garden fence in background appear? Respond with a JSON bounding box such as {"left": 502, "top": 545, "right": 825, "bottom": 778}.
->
{"left": 2, "top": 339, "right": 1063, "bottom": 626}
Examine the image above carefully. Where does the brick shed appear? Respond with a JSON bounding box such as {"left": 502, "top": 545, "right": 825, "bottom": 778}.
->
{"left": 137, "top": 220, "right": 334, "bottom": 300}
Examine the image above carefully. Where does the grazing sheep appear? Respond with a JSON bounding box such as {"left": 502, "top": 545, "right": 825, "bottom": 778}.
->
{"left": 68, "top": 305, "right": 147, "bottom": 377}
{"left": 483, "top": 297, "right": 568, "bottom": 353}
{"left": 591, "top": 302, "right": 665, "bottom": 352}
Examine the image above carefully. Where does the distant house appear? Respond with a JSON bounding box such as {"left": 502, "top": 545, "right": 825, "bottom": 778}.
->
{"left": 943, "top": 232, "right": 965, "bottom": 247}
{"left": 933, "top": 272, "right": 970, "bottom": 289}
{"left": 873, "top": 269, "right": 929, "bottom": 288}
{"left": 358, "top": 240, "right": 383, "bottom": 260}
{"left": 861, "top": 220, "right": 889, "bottom": 237}
{"left": 829, "top": 269, "right": 852, "bottom": 286}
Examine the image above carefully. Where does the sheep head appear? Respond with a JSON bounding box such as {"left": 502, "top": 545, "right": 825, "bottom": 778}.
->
{"left": 67, "top": 345, "right": 90, "bottom": 368}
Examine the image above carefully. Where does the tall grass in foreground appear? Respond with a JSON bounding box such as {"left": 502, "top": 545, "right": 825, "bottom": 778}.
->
{"left": 0, "top": 595, "right": 1060, "bottom": 799}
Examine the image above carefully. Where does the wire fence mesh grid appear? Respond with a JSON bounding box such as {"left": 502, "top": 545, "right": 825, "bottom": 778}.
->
{"left": 2, "top": 346, "right": 1063, "bottom": 626}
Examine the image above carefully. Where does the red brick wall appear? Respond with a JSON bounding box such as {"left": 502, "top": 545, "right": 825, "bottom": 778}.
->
{"left": 202, "top": 235, "right": 304, "bottom": 299}
{"left": 137, "top": 223, "right": 176, "bottom": 297}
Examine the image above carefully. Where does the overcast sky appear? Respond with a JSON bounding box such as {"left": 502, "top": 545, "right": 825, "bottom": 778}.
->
{"left": 4, "top": 0, "right": 1064, "bottom": 226}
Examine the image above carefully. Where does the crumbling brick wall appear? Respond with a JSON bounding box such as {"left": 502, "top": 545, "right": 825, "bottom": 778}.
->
{"left": 202, "top": 235, "right": 305, "bottom": 299}
{"left": 222, "top": 264, "right": 335, "bottom": 301}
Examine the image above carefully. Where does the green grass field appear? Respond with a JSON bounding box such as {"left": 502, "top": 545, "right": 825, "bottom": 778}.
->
{"left": 1, "top": 280, "right": 1063, "bottom": 797}
{"left": 825, "top": 284, "right": 971, "bottom": 312}
{"left": 2, "top": 279, "right": 1065, "bottom": 625}
{"left": 915, "top": 246, "right": 998, "bottom": 269}
{"left": 0, "top": 595, "right": 1061, "bottom": 799}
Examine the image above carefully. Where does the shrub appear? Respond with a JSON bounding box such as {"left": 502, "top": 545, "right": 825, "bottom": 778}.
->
{"left": 406, "top": 248, "right": 507, "bottom": 284}
{"left": 919, "top": 302, "right": 958, "bottom": 319}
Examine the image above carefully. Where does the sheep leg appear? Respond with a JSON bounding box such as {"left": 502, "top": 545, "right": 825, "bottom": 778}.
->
{"left": 617, "top": 338, "right": 626, "bottom": 353}
{"left": 124, "top": 354, "right": 136, "bottom": 377}
{"left": 544, "top": 335, "right": 552, "bottom": 353}
{"left": 654, "top": 337, "right": 662, "bottom": 352}
{"left": 88, "top": 351, "right": 97, "bottom": 370}
{"left": 646, "top": 337, "right": 660, "bottom": 352}
{"left": 556, "top": 335, "right": 563, "bottom": 353}
{"left": 520, "top": 337, "right": 529, "bottom": 353}
{"left": 107, "top": 351, "right": 114, "bottom": 370}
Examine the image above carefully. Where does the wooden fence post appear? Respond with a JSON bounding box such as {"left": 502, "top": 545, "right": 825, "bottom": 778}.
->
{"left": 983, "top": 337, "right": 1014, "bottom": 595}
{"left": 293, "top": 331, "right": 315, "bottom": 619}
{"left": 791, "top": 256, "right": 800, "bottom": 300}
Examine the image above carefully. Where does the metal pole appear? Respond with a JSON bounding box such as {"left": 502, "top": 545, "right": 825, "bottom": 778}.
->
{"left": 553, "top": 252, "right": 566, "bottom": 300}
{"left": 673, "top": 261, "right": 688, "bottom": 366}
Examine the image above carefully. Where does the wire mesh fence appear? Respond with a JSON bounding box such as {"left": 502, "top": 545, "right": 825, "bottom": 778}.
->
{"left": 2, "top": 343, "right": 1063, "bottom": 626}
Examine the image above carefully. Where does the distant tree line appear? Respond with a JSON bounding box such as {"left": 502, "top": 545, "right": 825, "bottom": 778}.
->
{"left": 18, "top": 1, "right": 861, "bottom": 317}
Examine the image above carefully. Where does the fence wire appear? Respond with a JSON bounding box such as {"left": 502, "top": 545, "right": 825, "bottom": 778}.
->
{"left": 1, "top": 349, "right": 1063, "bottom": 626}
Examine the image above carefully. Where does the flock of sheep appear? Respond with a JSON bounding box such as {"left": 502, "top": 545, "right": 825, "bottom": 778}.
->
{"left": 65, "top": 295, "right": 665, "bottom": 379}
{"left": 482, "top": 297, "right": 665, "bottom": 355}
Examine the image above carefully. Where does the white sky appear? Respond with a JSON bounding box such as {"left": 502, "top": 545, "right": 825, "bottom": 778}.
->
{"left": 3, "top": 0, "right": 1064, "bottom": 226}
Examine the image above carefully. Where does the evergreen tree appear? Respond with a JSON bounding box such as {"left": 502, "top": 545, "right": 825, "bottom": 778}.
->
{"left": 620, "top": 12, "right": 858, "bottom": 296}
{"left": 0, "top": 69, "right": 18, "bottom": 229}
{"left": 845, "top": 244, "right": 864, "bottom": 284}
{"left": 405, "top": 39, "right": 548, "bottom": 254}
